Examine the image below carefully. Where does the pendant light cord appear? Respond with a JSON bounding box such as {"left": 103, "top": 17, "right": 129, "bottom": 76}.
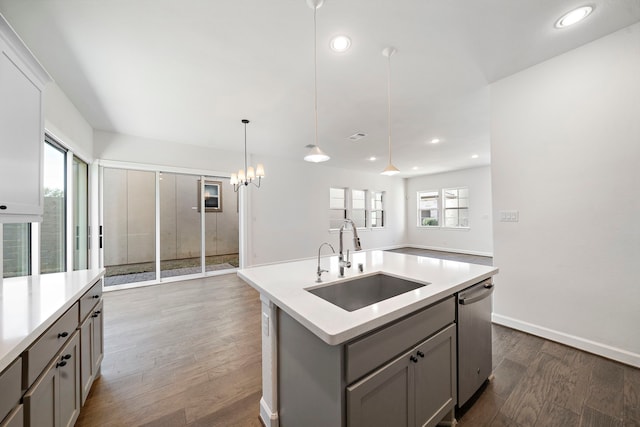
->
{"left": 313, "top": 5, "right": 319, "bottom": 148}
{"left": 387, "top": 52, "right": 392, "bottom": 164}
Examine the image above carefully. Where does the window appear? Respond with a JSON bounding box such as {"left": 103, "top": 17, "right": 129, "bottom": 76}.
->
{"left": 2, "top": 223, "right": 31, "bottom": 278}
{"left": 418, "top": 191, "right": 439, "bottom": 227}
{"left": 329, "top": 187, "right": 347, "bottom": 229}
{"left": 41, "top": 138, "right": 67, "bottom": 273}
{"left": 371, "top": 191, "right": 385, "bottom": 228}
{"left": 443, "top": 187, "right": 469, "bottom": 228}
{"left": 351, "top": 189, "right": 367, "bottom": 228}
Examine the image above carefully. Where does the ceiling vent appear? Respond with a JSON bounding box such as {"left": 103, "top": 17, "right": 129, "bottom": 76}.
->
{"left": 348, "top": 132, "right": 367, "bottom": 141}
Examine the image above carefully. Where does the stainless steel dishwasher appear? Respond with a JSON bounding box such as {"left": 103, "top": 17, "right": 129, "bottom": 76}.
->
{"left": 457, "top": 278, "right": 494, "bottom": 408}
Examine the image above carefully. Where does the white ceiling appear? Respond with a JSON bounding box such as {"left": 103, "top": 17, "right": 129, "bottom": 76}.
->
{"left": 1, "top": 0, "right": 639, "bottom": 176}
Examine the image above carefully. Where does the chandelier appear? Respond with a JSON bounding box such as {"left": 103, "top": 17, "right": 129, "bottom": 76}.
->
{"left": 230, "top": 119, "right": 264, "bottom": 191}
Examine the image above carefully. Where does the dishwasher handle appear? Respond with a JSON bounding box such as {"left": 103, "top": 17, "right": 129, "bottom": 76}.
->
{"left": 459, "top": 283, "right": 494, "bottom": 305}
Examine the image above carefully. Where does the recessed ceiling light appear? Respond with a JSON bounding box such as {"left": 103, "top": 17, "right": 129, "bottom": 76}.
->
{"left": 330, "top": 35, "right": 351, "bottom": 52}
{"left": 555, "top": 6, "right": 594, "bottom": 29}
{"left": 471, "top": 154, "right": 479, "bottom": 159}
{"left": 368, "top": 156, "right": 377, "bottom": 161}
{"left": 412, "top": 166, "right": 419, "bottom": 170}
{"left": 430, "top": 138, "right": 440, "bottom": 144}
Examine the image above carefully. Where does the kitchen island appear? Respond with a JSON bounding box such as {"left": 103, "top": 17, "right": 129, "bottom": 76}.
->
{"left": 238, "top": 250, "right": 498, "bottom": 427}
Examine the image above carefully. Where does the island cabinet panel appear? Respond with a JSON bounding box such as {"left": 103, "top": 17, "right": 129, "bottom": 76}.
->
{"left": 347, "top": 349, "right": 414, "bottom": 427}
{"left": 346, "top": 296, "right": 455, "bottom": 384}
{"left": 414, "top": 324, "right": 457, "bottom": 427}
{"left": 0, "top": 405, "right": 23, "bottom": 427}
{"left": 277, "top": 296, "right": 457, "bottom": 427}
{"left": 278, "top": 310, "right": 344, "bottom": 427}
{"left": 0, "top": 358, "right": 21, "bottom": 423}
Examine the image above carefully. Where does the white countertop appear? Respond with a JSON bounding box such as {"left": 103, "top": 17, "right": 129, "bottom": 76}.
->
{"left": 238, "top": 250, "right": 498, "bottom": 345}
{"left": 0, "top": 269, "right": 105, "bottom": 373}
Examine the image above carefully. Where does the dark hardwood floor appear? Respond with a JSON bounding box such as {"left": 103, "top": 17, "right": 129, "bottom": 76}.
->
{"left": 76, "top": 249, "right": 639, "bottom": 426}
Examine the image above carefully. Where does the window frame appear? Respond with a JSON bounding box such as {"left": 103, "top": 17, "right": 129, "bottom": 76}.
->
{"left": 351, "top": 189, "right": 368, "bottom": 229}
{"left": 417, "top": 190, "right": 440, "bottom": 227}
{"left": 370, "top": 191, "right": 385, "bottom": 229}
{"left": 442, "top": 186, "right": 470, "bottom": 229}
{"left": 329, "top": 187, "right": 348, "bottom": 230}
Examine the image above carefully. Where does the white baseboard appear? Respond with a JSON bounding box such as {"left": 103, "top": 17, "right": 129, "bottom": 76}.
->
{"left": 492, "top": 313, "right": 640, "bottom": 368}
{"left": 260, "top": 398, "right": 279, "bottom": 427}
{"left": 406, "top": 244, "right": 493, "bottom": 258}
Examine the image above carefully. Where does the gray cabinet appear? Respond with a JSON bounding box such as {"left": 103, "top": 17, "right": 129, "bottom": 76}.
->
{"left": 277, "top": 296, "right": 457, "bottom": 427}
{"left": 347, "top": 348, "right": 414, "bottom": 427}
{"left": 413, "top": 325, "right": 456, "bottom": 427}
{"left": 347, "top": 324, "right": 456, "bottom": 427}
{"left": 0, "top": 405, "right": 23, "bottom": 427}
{"left": 79, "top": 289, "right": 104, "bottom": 404}
{"left": 0, "top": 358, "right": 21, "bottom": 424}
{"left": 0, "top": 14, "right": 50, "bottom": 223}
{"left": 24, "top": 331, "right": 81, "bottom": 427}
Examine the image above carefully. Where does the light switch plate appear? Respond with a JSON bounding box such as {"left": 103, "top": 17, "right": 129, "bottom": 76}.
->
{"left": 499, "top": 210, "right": 519, "bottom": 222}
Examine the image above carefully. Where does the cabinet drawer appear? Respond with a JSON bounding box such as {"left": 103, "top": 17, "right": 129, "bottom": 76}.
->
{"left": 0, "top": 358, "right": 21, "bottom": 423}
{"left": 79, "top": 279, "right": 103, "bottom": 321}
{"left": 346, "top": 296, "right": 455, "bottom": 384}
{"left": 23, "top": 302, "right": 80, "bottom": 389}
{"left": 0, "top": 404, "right": 23, "bottom": 427}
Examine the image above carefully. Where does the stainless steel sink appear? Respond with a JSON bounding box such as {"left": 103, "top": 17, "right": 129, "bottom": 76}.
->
{"left": 306, "top": 273, "right": 428, "bottom": 312}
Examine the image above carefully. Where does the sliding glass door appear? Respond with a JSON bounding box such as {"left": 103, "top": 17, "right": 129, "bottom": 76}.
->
{"left": 72, "top": 156, "right": 89, "bottom": 270}
{"left": 101, "top": 166, "right": 238, "bottom": 288}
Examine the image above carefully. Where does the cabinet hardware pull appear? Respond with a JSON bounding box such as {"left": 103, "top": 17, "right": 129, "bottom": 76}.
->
{"left": 58, "top": 331, "right": 69, "bottom": 338}
{"left": 92, "top": 295, "right": 100, "bottom": 299}
{"left": 91, "top": 314, "right": 98, "bottom": 318}
{"left": 410, "top": 355, "right": 418, "bottom": 363}
{"left": 95, "top": 310, "right": 101, "bottom": 314}
{"left": 56, "top": 361, "right": 67, "bottom": 368}
{"left": 0, "top": 205, "right": 7, "bottom": 210}
{"left": 63, "top": 354, "right": 72, "bottom": 360}
{"left": 417, "top": 351, "right": 425, "bottom": 358}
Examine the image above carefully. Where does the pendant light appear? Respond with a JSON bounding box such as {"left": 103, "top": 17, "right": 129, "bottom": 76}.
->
{"left": 304, "top": 0, "right": 330, "bottom": 163}
{"left": 381, "top": 47, "right": 400, "bottom": 176}
{"left": 230, "top": 119, "right": 265, "bottom": 192}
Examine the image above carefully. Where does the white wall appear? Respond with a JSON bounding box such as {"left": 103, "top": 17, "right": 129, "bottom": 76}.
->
{"left": 405, "top": 166, "right": 493, "bottom": 256}
{"left": 95, "top": 131, "right": 405, "bottom": 267}
{"left": 490, "top": 23, "right": 640, "bottom": 367}
{"left": 248, "top": 154, "right": 406, "bottom": 266}
{"left": 94, "top": 130, "right": 242, "bottom": 174}
{"left": 44, "top": 82, "right": 93, "bottom": 160}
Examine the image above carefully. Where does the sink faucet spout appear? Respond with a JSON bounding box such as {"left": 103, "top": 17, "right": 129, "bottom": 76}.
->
{"left": 338, "top": 219, "right": 362, "bottom": 277}
{"left": 316, "top": 242, "right": 336, "bottom": 282}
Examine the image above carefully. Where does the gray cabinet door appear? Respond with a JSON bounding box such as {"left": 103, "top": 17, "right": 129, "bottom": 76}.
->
{"left": 79, "top": 316, "right": 94, "bottom": 405}
{"left": 413, "top": 324, "right": 457, "bottom": 427}
{"left": 23, "top": 359, "right": 58, "bottom": 427}
{"left": 91, "top": 301, "right": 104, "bottom": 376}
{"left": 347, "top": 350, "right": 414, "bottom": 427}
{"left": 59, "top": 332, "right": 81, "bottom": 427}
{"left": 0, "top": 405, "right": 23, "bottom": 427}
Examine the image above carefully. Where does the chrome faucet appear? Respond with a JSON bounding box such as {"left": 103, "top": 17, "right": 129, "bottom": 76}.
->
{"left": 316, "top": 242, "right": 336, "bottom": 282}
{"left": 338, "top": 219, "right": 362, "bottom": 277}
